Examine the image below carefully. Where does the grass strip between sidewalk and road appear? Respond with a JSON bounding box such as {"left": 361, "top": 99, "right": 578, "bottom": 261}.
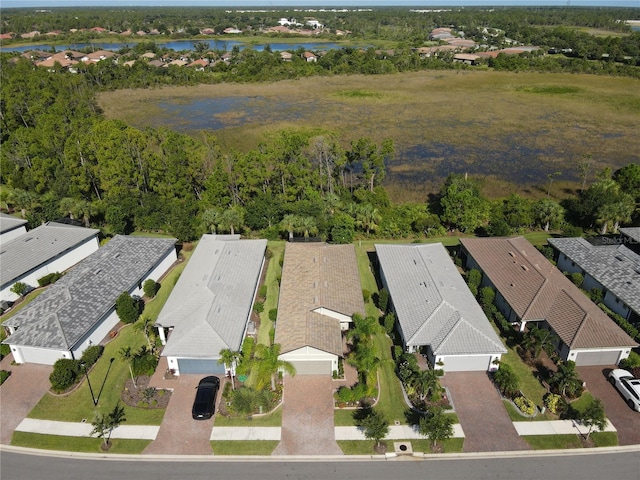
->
{"left": 211, "top": 440, "right": 279, "bottom": 455}
{"left": 523, "top": 431, "right": 617, "bottom": 450}
{"left": 337, "top": 437, "right": 464, "bottom": 455}
{"left": 11, "top": 432, "right": 151, "bottom": 454}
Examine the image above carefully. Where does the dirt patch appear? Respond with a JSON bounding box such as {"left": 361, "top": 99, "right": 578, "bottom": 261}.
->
{"left": 121, "top": 375, "right": 172, "bottom": 409}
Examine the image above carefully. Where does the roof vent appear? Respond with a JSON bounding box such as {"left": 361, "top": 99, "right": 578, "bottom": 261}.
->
{"left": 521, "top": 264, "right": 529, "bottom": 272}
{"left": 508, "top": 251, "right": 516, "bottom": 258}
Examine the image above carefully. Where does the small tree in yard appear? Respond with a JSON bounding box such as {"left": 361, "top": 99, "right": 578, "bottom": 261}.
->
{"left": 10, "top": 282, "right": 29, "bottom": 298}
{"left": 115, "top": 292, "right": 139, "bottom": 324}
{"left": 359, "top": 408, "right": 389, "bottom": 452}
{"left": 418, "top": 406, "right": 454, "bottom": 451}
{"left": 143, "top": 279, "right": 158, "bottom": 298}
{"left": 119, "top": 346, "right": 137, "bottom": 388}
{"left": 90, "top": 402, "right": 126, "bottom": 450}
{"left": 577, "top": 398, "right": 607, "bottom": 441}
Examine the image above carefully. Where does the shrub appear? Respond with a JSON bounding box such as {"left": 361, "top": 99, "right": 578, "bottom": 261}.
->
{"left": 466, "top": 269, "right": 482, "bottom": 289}
{"left": 619, "top": 351, "right": 640, "bottom": 370}
{"left": 479, "top": 287, "right": 496, "bottom": 309}
{"left": 268, "top": 308, "right": 278, "bottom": 322}
{"left": 383, "top": 312, "right": 396, "bottom": 335}
{"left": 362, "top": 289, "right": 371, "bottom": 302}
{"left": 143, "top": 279, "right": 159, "bottom": 298}
{"left": 49, "top": 358, "right": 79, "bottom": 393}
{"left": 115, "top": 292, "right": 139, "bottom": 324}
{"left": 253, "top": 301, "right": 264, "bottom": 313}
{"left": 514, "top": 396, "right": 536, "bottom": 416}
{"left": 80, "top": 345, "right": 104, "bottom": 368}
{"left": 544, "top": 393, "right": 565, "bottom": 415}
{"left": 569, "top": 272, "right": 584, "bottom": 288}
{"left": 0, "top": 370, "right": 11, "bottom": 385}
{"left": 377, "top": 288, "right": 389, "bottom": 312}
{"left": 258, "top": 284, "right": 268, "bottom": 299}
{"left": 37, "top": 272, "right": 62, "bottom": 287}
{"left": 468, "top": 284, "right": 478, "bottom": 297}
{"left": 562, "top": 225, "right": 583, "bottom": 238}
{"left": 10, "top": 282, "right": 29, "bottom": 297}
{"left": 493, "top": 363, "right": 520, "bottom": 398}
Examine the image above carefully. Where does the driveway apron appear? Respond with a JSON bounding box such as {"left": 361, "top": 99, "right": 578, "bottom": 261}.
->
{"left": 272, "top": 375, "right": 343, "bottom": 456}
{"left": 441, "top": 371, "right": 530, "bottom": 452}
{"left": 578, "top": 366, "right": 640, "bottom": 446}
{"left": 143, "top": 375, "right": 214, "bottom": 455}
{"left": 0, "top": 356, "right": 52, "bottom": 444}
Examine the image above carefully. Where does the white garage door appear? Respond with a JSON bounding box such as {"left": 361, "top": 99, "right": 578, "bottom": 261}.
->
{"left": 575, "top": 350, "right": 621, "bottom": 366}
{"left": 290, "top": 360, "right": 332, "bottom": 375}
{"left": 442, "top": 355, "right": 493, "bottom": 372}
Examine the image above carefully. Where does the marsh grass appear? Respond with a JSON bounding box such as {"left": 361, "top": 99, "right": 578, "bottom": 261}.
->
{"left": 98, "top": 70, "right": 640, "bottom": 202}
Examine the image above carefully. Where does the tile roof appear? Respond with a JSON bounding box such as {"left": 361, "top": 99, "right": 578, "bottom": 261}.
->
{"left": 157, "top": 235, "right": 267, "bottom": 359}
{"left": 0, "top": 213, "right": 27, "bottom": 236}
{"left": 548, "top": 237, "right": 640, "bottom": 315}
{"left": 620, "top": 227, "right": 640, "bottom": 243}
{"left": 0, "top": 222, "right": 99, "bottom": 290}
{"left": 460, "top": 237, "right": 637, "bottom": 350}
{"left": 376, "top": 243, "right": 505, "bottom": 356}
{"left": 4, "top": 235, "right": 177, "bottom": 350}
{"left": 275, "top": 243, "right": 365, "bottom": 356}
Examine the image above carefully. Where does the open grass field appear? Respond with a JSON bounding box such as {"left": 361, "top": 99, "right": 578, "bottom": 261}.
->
{"left": 98, "top": 70, "right": 640, "bottom": 202}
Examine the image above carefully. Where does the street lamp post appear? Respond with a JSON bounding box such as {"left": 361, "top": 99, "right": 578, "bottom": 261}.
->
{"left": 79, "top": 362, "right": 98, "bottom": 406}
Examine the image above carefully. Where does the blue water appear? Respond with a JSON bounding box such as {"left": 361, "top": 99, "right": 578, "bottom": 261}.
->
{"left": 0, "top": 40, "right": 347, "bottom": 53}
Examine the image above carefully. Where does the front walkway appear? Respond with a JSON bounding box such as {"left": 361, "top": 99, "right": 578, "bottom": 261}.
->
{"left": 272, "top": 375, "right": 343, "bottom": 456}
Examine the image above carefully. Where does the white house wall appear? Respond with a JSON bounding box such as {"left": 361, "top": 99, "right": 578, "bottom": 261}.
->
{"left": 1, "top": 236, "right": 99, "bottom": 302}
{"left": 70, "top": 308, "right": 120, "bottom": 360}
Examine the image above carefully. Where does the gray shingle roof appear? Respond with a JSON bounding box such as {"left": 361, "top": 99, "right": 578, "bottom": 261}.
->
{"left": 3, "top": 235, "right": 177, "bottom": 350}
{"left": 0, "top": 213, "right": 27, "bottom": 235}
{"left": 157, "top": 235, "right": 267, "bottom": 359}
{"left": 376, "top": 243, "right": 505, "bottom": 356}
{"left": 548, "top": 237, "right": 640, "bottom": 315}
{"left": 620, "top": 227, "right": 640, "bottom": 243}
{"left": 275, "top": 243, "right": 365, "bottom": 356}
{"left": 0, "top": 222, "right": 100, "bottom": 289}
{"left": 460, "top": 236, "right": 637, "bottom": 350}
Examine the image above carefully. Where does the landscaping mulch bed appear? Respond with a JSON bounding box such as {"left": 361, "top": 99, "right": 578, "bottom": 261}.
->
{"left": 121, "top": 375, "right": 172, "bottom": 408}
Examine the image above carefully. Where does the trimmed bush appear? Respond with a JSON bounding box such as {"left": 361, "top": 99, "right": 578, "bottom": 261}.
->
{"left": 377, "top": 288, "right": 389, "bottom": 312}
{"left": 268, "top": 308, "right": 278, "bottom": 322}
{"left": 544, "top": 393, "right": 565, "bottom": 415}
{"left": 80, "top": 345, "right": 104, "bottom": 368}
{"left": 466, "top": 269, "right": 482, "bottom": 289}
{"left": 115, "top": 292, "right": 139, "bottom": 324}
{"left": 143, "top": 279, "right": 159, "bottom": 298}
{"left": 514, "top": 396, "right": 536, "bottom": 416}
{"left": 258, "top": 284, "right": 268, "bottom": 299}
{"left": 362, "top": 289, "right": 371, "bottom": 303}
{"left": 37, "top": 272, "right": 62, "bottom": 287}
{"left": 253, "top": 301, "right": 264, "bottom": 314}
{"left": 49, "top": 358, "right": 79, "bottom": 393}
{"left": 569, "top": 272, "right": 584, "bottom": 288}
{"left": 383, "top": 312, "right": 396, "bottom": 335}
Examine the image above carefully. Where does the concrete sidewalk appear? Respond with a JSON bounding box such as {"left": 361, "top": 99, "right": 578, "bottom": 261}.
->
{"left": 335, "top": 424, "right": 465, "bottom": 440}
{"left": 513, "top": 420, "right": 617, "bottom": 437}
{"left": 16, "top": 419, "right": 159, "bottom": 440}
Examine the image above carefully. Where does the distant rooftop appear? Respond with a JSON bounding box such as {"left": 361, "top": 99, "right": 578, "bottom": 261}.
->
{"left": 0, "top": 222, "right": 99, "bottom": 290}
{"left": 4, "top": 235, "right": 176, "bottom": 350}
{"left": 0, "top": 213, "right": 27, "bottom": 236}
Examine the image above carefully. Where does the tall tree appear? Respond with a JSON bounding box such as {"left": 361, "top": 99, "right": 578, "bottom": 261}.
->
{"left": 439, "top": 174, "right": 490, "bottom": 233}
{"left": 218, "top": 348, "right": 241, "bottom": 391}
{"left": 418, "top": 406, "right": 454, "bottom": 450}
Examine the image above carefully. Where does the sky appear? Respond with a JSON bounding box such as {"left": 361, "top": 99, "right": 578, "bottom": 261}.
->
{"left": 2, "top": 0, "right": 639, "bottom": 8}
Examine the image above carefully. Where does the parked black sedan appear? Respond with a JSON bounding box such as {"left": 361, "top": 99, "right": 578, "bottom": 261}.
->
{"left": 192, "top": 376, "right": 220, "bottom": 420}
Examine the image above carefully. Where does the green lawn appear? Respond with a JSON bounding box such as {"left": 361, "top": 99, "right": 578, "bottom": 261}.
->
{"left": 495, "top": 342, "right": 549, "bottom": 411}
{"left": 28, "top": 251, "right": 191, "bottom": 425}
{"left": 523, "top": 431, "right": 617, "bottom": 450}
{"left": 334, "top": 408, "right": 359, "bottom": 426}
{"left": 337, "top": 437, "right": 464, "bottom": 455}
{"left": 214, "top": 408, "right": 282, "bottom": 427}
{"left": 211, "top": 440, "right": 279, "bottom": 455}
{"left": 11, "top": 432, "right": 151, "bottom": 454}
{"left": 256, "top": 241, "right": 285, "bottom": 346}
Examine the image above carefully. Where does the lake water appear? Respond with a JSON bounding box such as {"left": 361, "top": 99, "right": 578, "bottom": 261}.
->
{"left": 0, "top": 40, "right": 347, "bottom": 53}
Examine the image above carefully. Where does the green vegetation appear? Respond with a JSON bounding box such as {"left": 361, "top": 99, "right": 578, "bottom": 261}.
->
{"left": 337, "top": 437, "right": 464, "bottom": 455}
{"left": 213, "top": 408, "right": 282, "bottom": 427}
{"left": 523, "top": 432, "right": 617, "bottom": 450}
{"left": 211, "top": 440, "right": 279, "bottom": 455}
{"left": 11, "top": 432, "right": 150, "bottom": 454}
{"left": 516, "top": 85, "right": 582, "bottom": 95}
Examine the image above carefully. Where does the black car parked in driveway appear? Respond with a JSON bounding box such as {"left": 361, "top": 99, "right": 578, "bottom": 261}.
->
{"left": 192, "top": 376, "right": 220, "bottom": 420}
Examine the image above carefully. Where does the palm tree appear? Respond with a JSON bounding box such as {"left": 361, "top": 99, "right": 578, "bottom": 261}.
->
{"left": 355, "top": 203, "right": 381, "bottom": 235}
{"left": 346, "top": 314, "right": 380, "bottom": 342}
{"left": 218, "top": 348, "right": 241, "bottom": 390}
{"left": 298, "top": 215, "right": 318, "bottom": 238}
{"left": 202, "top": 207, "right": 221, "bottom": 234}
{"left": 410, "top": 368, "right": 442, "bottom": 401}
{"left": 280, "top": 214, "right": 299, "bottom": 240}
{"left": 135, "top": 316, "right": 155, "bottom": 352}
{"left": 522, "top": 325, "right": 558, "bottom": 360}
{"left": 119, "top": 346, "right": 137, "bottom": 388}
{"left": 254, "top": 343, "right": 296, "bottom": 391}
{"left": 553, "top": 360, "right": 582, "bottom": 397}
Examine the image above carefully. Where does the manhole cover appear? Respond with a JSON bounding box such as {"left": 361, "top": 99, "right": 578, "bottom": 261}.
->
{"left": 394, "top": 442, "right": 413, "bottom": 455}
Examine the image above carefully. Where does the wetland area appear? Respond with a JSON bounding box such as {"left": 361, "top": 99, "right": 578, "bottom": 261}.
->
{"left": 100, "top": 70, "right": 640, "bottom": 201}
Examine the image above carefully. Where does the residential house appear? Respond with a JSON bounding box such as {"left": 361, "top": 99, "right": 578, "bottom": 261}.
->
{"left": 81, "top": 50, "right": 116, "bottom": 63}
{"left": 376, "top": 243, "right": 506, "bottom": 372}
{"left": 460, "top": 237, "right": 637, "bottom": 366}
{"left": 0, "top": 222, "right": 100, "bottom": 302}
{"left": 0, "top": 213, "right": 28, "bottom": 245}
{"left": 280, "top": 51, "right": 293, "bottom": 61}
{"left": 275, "top": 242, "right": 365, "bottom": 375}
{"left": 453, "top": 53, "right": 480, "bottom": 65}
{"left": 548, "top": 237, "right": 640, "bottom": 325}
{"left": 303, "top": 52, "right": 317, "bottom": 62}
{"left": 3, "top": 235, "right": 177, "bottom": 365}
{"left": 620, "top": 227, "right": 640, "bottom": 254}
{"left": 156, "top": 235, "right": 266, "bottom": 375}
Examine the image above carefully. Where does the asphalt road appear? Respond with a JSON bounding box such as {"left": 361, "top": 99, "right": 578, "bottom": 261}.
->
{"left": 1, "top": 448, "right": 639, "bottom": 480}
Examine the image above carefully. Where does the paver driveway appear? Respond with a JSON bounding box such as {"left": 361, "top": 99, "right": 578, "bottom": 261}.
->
{"left": 0, "top": 355, "right": 52, "bottom": 444}
{"left": 143, "top": 374, "right": 215, "bottom": 455}
{"left": 578, "top": 366, "right": 640, "bottom": 446}
{"left": 272, "top": 375, "right": 343, "bottom": 456}
{"left": 441, "top": 371, "right": 530, "bottom": 452}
